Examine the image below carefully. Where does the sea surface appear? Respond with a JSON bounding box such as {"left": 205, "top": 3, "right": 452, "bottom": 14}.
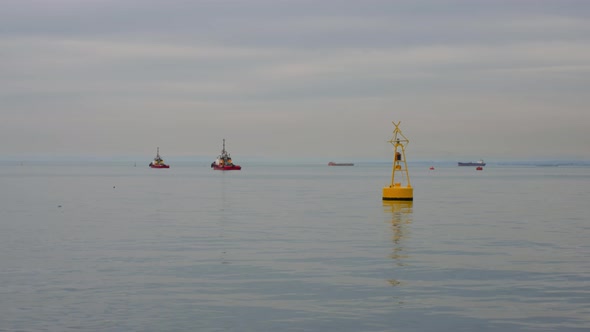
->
{"left": 1, "top": 162, "right": 589, "bottom": 332}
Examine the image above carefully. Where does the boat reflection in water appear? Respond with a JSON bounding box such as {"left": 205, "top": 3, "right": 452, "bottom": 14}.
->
{"left": 383, "top": 201, "right": 413, "bottom": 286}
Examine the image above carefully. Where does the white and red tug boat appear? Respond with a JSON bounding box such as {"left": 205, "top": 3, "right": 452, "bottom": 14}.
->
{"left": 149, "top": 147, "right": 170, "bottom": 169}
{"left": 211, "top": 139, "right": 241, "bottom": 171}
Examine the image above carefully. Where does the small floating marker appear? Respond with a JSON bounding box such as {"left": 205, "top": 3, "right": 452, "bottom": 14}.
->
{"left": 429, "top": 166, "right": 435, "bottom": 170}
{"left": 383, "top": 121, "right": 413, "bottom": 201}
{"left": 476, "top": 166, "right": 483, "bottom": 171}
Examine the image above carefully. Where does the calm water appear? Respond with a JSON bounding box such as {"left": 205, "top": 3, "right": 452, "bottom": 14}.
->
{"left": 1, "top": 162, "right": 589, "bottom": 331}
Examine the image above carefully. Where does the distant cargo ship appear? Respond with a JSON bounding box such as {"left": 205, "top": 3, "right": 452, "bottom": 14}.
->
{"left": 458, "top": 159, "right": 485, "bottom": 166}
{"left": 328, "top": 162, "right": 354, "bottom": 166}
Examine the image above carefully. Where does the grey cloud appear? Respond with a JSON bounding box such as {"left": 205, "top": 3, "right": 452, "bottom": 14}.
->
{"left": 1, "top": 0, "right": 589, "bottom": 160}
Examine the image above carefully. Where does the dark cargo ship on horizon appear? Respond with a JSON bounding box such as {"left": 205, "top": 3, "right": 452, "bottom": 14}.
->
{"left": 328, "top": 162, "right": 354, "bottom": 166}
{"left": 458, "top": 159, "right": 485, "bottom": 166}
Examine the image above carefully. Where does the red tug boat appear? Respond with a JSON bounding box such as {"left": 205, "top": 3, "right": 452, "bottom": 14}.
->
{"left": 211, "top": 139, "right": 241, "bottom": 171}
{"left": 149, "top": 147, "right": 170, "bottom": 168}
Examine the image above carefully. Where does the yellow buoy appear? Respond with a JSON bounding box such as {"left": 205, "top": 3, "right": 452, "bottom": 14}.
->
{"left": 383, "top": 121, "right": 413, "bottom": 201}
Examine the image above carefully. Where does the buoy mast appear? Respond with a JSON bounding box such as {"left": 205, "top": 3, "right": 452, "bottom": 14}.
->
{"left": 383, "top": 121, "right": 413, "bottom": 201}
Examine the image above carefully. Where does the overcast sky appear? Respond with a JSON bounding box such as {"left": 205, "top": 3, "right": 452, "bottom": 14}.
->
{"left": 2, "top": 0, "right": 589, "bottom": 161}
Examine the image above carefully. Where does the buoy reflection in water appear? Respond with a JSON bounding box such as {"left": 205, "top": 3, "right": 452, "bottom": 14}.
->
{"left": 383, "top": 201, "right": 413, "bottom": 267}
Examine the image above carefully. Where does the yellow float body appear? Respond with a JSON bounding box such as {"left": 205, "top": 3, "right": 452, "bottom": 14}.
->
{"left": 383, "top": 184, "right": 413, "bottom": 201}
